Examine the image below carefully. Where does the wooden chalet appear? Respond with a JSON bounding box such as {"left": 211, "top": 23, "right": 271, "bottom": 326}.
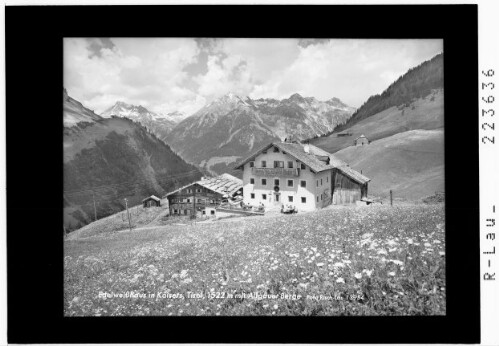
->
{"left": 165, "top": 173, "right": 243, "bottom": 217}
{"left": 142, "top": 195, "right": 161, "bottom": 208}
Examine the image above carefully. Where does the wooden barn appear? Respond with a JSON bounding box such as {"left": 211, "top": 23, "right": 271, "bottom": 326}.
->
{"left": 142, "top": 195, "right": 161, "bottom": 208}
{"left": 165, "top": 174, "right": 243, "bottom": 218}
{"left": 331, "top": 165, "right": 369, "bottom": 204}
{"left": 354, "top": 134, "right": 370, "bottom": 146}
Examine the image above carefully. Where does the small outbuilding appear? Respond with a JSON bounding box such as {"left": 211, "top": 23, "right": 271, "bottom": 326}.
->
{"left": 354, "top": 134, "right": 369, "bottom": 146}
{"left": 142, "top": 195, "right": 161, "bottom": 208}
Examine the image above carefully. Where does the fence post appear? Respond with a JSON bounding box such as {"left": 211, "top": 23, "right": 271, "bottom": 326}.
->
{"left": 390, "top": 190, "right": 393, "bottom": 206}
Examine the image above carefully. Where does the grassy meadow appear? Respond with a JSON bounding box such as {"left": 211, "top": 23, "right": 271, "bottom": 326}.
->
{"left": 64, "top": 204, "right": 445, "bottom": 316}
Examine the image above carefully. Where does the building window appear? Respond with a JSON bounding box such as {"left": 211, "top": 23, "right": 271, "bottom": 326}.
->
{"left": 321, "top": 194, "right": 323, "bottom": 200}
{"left": 321, "top": 178, "right": 323, "bottom": 186}
{"left": 250, "top": 161, "right": 254, "bottom": 168}
{"left": 274, "top": 178, "right": 280, "bottom": 186}
{"left": 287, "top": 179, "right": 294, "bottom": 187}
{"left": 326, "top": 176, "right": 328, "bottom": 183}
{"left": 187, "top": 189, "right": 192, "bottom": 193}
{"left": 288, "top": 196, "right": 293, "bottom": 202}
{"left": 211, "top": 210, "right": 215, "bottom": 215}
{"left": 317, "top": 196, "right": 319, "bottom": 202}
{"left": 262, "top": 160, "right": 267, "bottom": 168}
{"left": 274, "top": 147, "right": 279, "bottom": 152}
{"left": 262, "top": 178, "right": 267, "bottom": 186}
{"left": 301, "top": 163, "right": 306, "bottom": 170}
{"left": 301, "top": 197, "right": 306, "bottom": 203}
{"left": 262, "top": 194, "right": 267, "bottom": 200}
{"left": 274, "top": 161, "right": 284, "bottom": 168}
{"left": 300, "top": 180, "right": 306, "bottom": 188}
{"left": 198, "top": 199, "right": 202, "bottom": 203}
{"left": 316, "top": 180, "right": 319, "bottom": 187}
{"left": 251, "top": 193, "right": 255, "bottom": 199}
{"left": 250, "top": 178, "right": 255, "bottom": 184}
{"left": 202, "top": 210, "right": 206, "bottom": 215}
{"left": 288, "top": 161, "right": 293, "bottom": 168}
{"left": 187, "top": 199, "right": 191, "bottom": 203}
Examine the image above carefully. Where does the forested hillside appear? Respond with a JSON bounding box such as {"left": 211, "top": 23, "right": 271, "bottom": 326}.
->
{"left": 330, "top": 53, "right": 443, "bottom": 134}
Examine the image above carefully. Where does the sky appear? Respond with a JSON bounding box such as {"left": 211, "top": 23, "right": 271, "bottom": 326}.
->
{"left": 64, "top": 38, "right": 442, "bottom": 115}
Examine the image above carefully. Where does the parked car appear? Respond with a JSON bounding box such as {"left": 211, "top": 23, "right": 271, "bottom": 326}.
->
{"left": 281, "top": 204, "right": 297, "bottom": 214}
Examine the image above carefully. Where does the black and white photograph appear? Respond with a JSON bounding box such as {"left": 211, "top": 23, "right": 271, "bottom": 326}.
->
{"left": 63, "top": 37, "right": 446, "bottom": 317}
{"left": 5, "top": 3, "right": 486, "bottom": 343}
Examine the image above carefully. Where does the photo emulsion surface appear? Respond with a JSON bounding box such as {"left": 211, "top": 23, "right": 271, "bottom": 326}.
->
{"left": 63, "top": 38, "right": 445, "bottom": 316}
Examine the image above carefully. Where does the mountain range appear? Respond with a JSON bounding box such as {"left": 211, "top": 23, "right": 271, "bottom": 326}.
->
{"left": 100, "top": 101, "right": 184, "bottom": 142}
{"left": 165, "top": 92, "right": 356, "bottom": 174}
{"left": 63, "top": 91, "right": 202, "bottom": 231}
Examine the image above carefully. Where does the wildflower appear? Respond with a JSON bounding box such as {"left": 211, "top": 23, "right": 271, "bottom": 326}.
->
{"left": 424, "top": 243, "right": 431, "bottom": 247}
{"left": 434, "top": 240, "right": 441, "bottom": 244}
{"left": 336, "top": 278, "right": 345, "bottom": 283}
{"left": 333, "top": 262, "right": 345, "bottom": 268}
{"left": 362, "top": 269, "right": 373, "bottom": 277}
{"left": 316, "top": 263, "right": 324, "bottom": 267}
{"left": 377, "top": 249, "right": 388, "bottom": 255}
{"left": 407, "top": 239, "right": 414, "bottom": 244}
{"left": 354, "top": 272, "right": 362, "bottom": 279}
{"left": 439, "top": 251, "right": 445, "bottom": 256}
{"left": 388, "top": 271, "right": 396, "bottom": 276}
{"left": 263, "top": 304, "right": 269, "bottom": 309}
{"left": 273, "top": 304, "right": 278, "bottom": 309}
{"left": 390, "top": 260, "right": 404, "bottom": 266}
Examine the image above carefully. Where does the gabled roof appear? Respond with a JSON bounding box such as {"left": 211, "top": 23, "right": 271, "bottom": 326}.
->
{"left": 234, "top": 141, "right": 370, "bottom": 184}
{"left": 142, "top": 195, "right": 161, "bottom": 202}
{"left": 338, "top": 165, "right": 370, "bottom": 184}
{"left": 354, "top": 134, "right": 368, "bottom": 141}
{"left": 164, "top": 174, "right": 243, "bottom": 198}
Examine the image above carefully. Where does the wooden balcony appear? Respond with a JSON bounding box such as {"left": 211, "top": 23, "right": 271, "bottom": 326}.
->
{"left": 251, "top": 167, "right": 300, "bottom": 177}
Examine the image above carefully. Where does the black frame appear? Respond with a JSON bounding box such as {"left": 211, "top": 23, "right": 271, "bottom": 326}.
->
{"left": 6, "top": 4, "right": 479, "bottom": 344}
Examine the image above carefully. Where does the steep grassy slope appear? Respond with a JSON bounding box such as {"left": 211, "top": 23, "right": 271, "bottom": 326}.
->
{"left": 64, "top": 117, "right": 203, "bottom": 231}
{"left": 334, "top": 129, "right": 444, "bottom": 200}
{"left": 333, "top": 53, "right": 443, "bottom": 134}
{"left": 312, "top": 89, "right": 443, "bottom": 153}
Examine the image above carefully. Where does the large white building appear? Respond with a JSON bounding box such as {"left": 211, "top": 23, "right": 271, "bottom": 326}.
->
{"left": 234, "top": 140, "right": 370, "bottom": 212}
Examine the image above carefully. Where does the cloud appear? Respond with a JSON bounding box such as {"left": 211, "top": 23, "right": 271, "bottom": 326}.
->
{"left": 64, "top": 38, "right": 200, "bottom": 114}
{"left": 64, "top": 38, "right": 443, "bottom": 115}
{"left": 250, "top": 39, "right": 443, "bottom": 106}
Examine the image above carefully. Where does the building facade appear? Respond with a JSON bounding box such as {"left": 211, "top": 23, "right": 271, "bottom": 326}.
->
{"left": 165, "top": 174, "right": 242, "bottom": 217}
{"left": 235, "top": 141, "right": 370, "bottom": 212}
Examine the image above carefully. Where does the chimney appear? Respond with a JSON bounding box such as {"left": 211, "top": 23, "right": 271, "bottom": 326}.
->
{"left": 304, "top": 143, "right": 310, "bottom": 154}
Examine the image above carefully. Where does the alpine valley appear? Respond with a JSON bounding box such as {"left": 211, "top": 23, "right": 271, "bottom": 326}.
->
{"left": 165, "top": 93, "right": 356, "bottom": 175}
{"left": 63, "top": 89, "right": 203, "bottom": 230}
